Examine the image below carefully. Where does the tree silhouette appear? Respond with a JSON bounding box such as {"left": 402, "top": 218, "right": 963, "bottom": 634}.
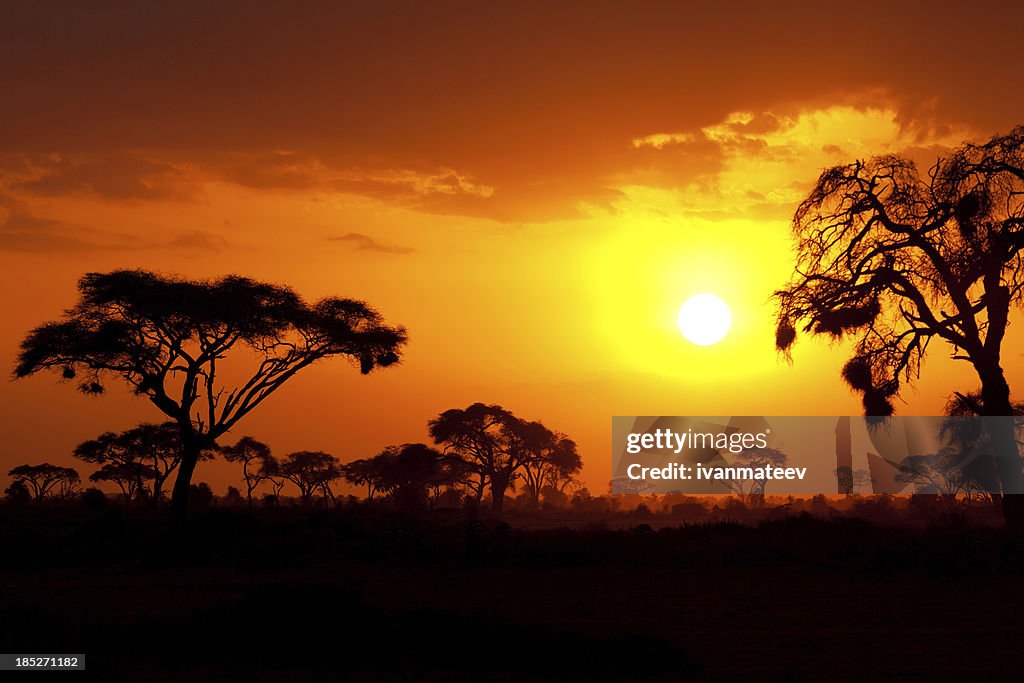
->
{"left": 774, "top": 127, "right": 1024, "bottom": 515}
{"left": 15, "top": 270, "right": 407, "bottom": 518}
{"left": 722, "top": 447, "right": 788, "bottom": 505}
{"left": 339, "top": 457, "right": 387, "bottom": 500}
{"left": 220, "top": 436, "right": 277, "bottom": 507}
{"left": 281, "top": 450, "right": 342, "bottom": 505}
{"left": 342, "top": 443, "right": 458, "bottom": 510}
{"left": 89, "top": 462, "right": 158, "bottom": 501}
{"left": 7, "top": 463, "right": 80, "bottom": 500}
{"left": 74, "top": 422, "right": 210, "bottom": 502}
{"left": 517, "top": 424, "right": 582, "bottom": 508}
{"left": 834, "top": 466, "right": 872, "bottom": 495}
{"left": 931, "top": 391, "right": 1024, "bottom": 502}
{"left": 4, "top": 480, "right": 31, "bottom": 504}
{"left": 895, "top": 452, "right": 978, "bottom": 497}
{"left": 428, "top": 403, "right": 537, "bottom": 511}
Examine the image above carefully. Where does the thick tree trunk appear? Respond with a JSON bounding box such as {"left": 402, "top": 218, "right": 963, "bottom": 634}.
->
{"left": 169, "top": 439, "right": 203, "bottom": 521}
{"left": 979, "top": 366, "right": 1024, "bottom": 529}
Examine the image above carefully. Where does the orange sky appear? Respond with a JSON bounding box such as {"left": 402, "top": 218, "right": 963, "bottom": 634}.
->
{"left": 3, "top": 1, "right": 1024, "bottom": 496}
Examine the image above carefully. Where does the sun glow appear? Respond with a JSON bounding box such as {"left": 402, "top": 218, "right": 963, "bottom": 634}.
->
{"left": 677, "top": 294, "right": 731, "bottom": 346}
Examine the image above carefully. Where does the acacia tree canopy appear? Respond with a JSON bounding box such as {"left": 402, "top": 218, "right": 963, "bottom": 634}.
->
{"left": 15, "top": 269, "right": 407, "bottom": 517}
{"left": 220, "top": 436, "right": 277, "bottom": 507}
{"left": 8, "top": 463, "right": 81, "bottom": 499}
{"left": 518, "top": 424, "right": 582, "bottom": 506}
{"left": 774, "top": 127, "right": 1024, "bottom": 499}
{"left": 429, "top": 403, "right": 580, "bottom": 511}
{"left": 281, "top": 450, "right": 342, "bottom": 503}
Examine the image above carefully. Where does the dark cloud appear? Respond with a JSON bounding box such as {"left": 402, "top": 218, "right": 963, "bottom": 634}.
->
{"left": 10, "top": 153, "right": 198, "bottom": 201}
{"left": 220, "top": 152, "right": 323, "bottom": 190}
{"left": 328, "top": 233, "right": 415, "bottom": 254}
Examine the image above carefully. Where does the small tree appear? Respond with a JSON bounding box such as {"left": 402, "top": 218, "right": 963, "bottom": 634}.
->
{"left": 517, "top": 423, "right": 582, "bottom": 507}
{"left": 7, "top": 463, "right": 80, "bottom": 500}
{"left": 340, "top": 458, "right": 386, "bottom": 500}
{"left": 89, "top": 462, "right": 158, "bottom": 501}
{"left": 223, "top": 486, "right": 245, "bottom": 506}
{"left": 282, "top": 451, "right": 342, "bottom": 505}
{"left": 835, "top": 466, "right": 872, "bottom": 495}
{"left": 385, "top": 444, "right": 456, "bottom": 510}
{"left": 774, "top": 128, "right": 1024, "bottom": 522}
{"left": 15, "top": 270, "right": 407, "bottom": 518}
{"left": 4, "top": 480, "right": 31, "bottom": 504}
{"left": 722, "top": 448, "right": 788, "bottom": 505}
{"left": 220, "top": 436, "right": 277, "bottom": 507}
{"left": 428, "top": 403, "right": 539, "bottom": 511}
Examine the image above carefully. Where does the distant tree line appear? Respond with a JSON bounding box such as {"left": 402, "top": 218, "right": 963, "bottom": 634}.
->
{"left": 4, "top": 402, "right": 582, "bottom": 512}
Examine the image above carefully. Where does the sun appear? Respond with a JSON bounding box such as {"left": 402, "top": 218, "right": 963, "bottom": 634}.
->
{"left": 677, "top": 294, "right": 732, "bottom": 346}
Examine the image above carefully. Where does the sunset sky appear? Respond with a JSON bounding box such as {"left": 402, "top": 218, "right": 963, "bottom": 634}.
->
{"left": 3, "top": 1, "right": 1024, "bottom": 495}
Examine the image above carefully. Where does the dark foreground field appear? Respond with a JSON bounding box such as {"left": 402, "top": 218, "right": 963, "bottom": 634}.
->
{"left": 2, "top": 503, "right": 1023, "bottom": 682}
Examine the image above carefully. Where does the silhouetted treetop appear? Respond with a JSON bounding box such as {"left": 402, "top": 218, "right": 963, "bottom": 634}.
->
{"left": 8, "top": 463, "right": 80, "bottom": 500}
{"left": 16, "top": 270, "right": 407, "bottom": 396}
{"left": 429, "top": 403, "right": 581, "bottom": 511}
{"left": 774, "top": 126, "right": 1024, "bottom": 502}
{"left": 775, "top": 128, "right": 1024, "bottom": 418}
{"left": 221, "top": 436, "right": 277, "bottom": 507}
{"left": 281, "top": 450, "right": 342, "bottom": 504}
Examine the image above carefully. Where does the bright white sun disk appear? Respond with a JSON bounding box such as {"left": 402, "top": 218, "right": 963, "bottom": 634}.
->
{"left": 677, "top": 294, "right": 732, "bottom": 346}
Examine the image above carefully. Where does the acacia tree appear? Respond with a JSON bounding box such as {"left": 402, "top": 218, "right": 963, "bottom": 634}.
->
{"left": 7, "top": 463, "right": 80, "bottom": 500}
{"left": 774, "top": 128, "right": 1024, "bottom": 520}
{"left": 723, "top": 447, "right": 788, "bottom": 505}
{"left": 345, "top": 443, "right": 458, "bottom": 510}
{"left": 89, "top": 462, "right": 158, "bottom": 501}
{"left": 15, "top": 270, "right": 407, "bottom": 519}
{"left": 281, "top": 450, "right": 342, "bottom": 505}
{"left": 220, "top": 436, "right": 277, "bottom": 507}
{"left": 339, "top": 457, "right": 386, "bottom": 500}
{"left": 428, "top": 403, "right": 536, "bottom": 511}
{"left": 517, "top": 424, "right": 582, "bottom": 507}
{"left": 428, "top": 403, "right": 575, "bottom": 511}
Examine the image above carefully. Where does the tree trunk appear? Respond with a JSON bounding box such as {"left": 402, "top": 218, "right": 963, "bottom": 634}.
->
{"left": 490, "top": 476, "right": 508, "bottom": 512}
{"left": 169, "top": 439, "right": 203, "bottom": 521}
{"left": 979, "top": 366, "right": 1024, "bottom": 529}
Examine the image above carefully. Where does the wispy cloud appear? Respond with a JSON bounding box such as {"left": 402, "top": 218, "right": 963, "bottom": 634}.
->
{"left": 0, "top": 192, "right": 229, "bottom": 253}
{"left": 328, "top": 232, "right": 415, "bottom": 255}
{"left": 165, "top": 230, "right": 230, "bottom": 252}
{"left": 0, "top": 192, "right": 143, "bottom": 252}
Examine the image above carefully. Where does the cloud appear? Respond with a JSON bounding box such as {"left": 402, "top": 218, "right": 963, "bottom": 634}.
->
{"left": 0, "top": 192, "right": 228, "bottom": 253}
{"left": 220, "top": 151, "right": 327, "bottom": 190}
{"left": 8, "top": 153, "right": 200, "bottom": 201}
{"left": 0, "top": 192, "right": 142, "bottom": 252}
{"left": 328, "top": 232, "right": 415, "bottom": 254}
{"left": 222, "top": 151, "right": 495, "bottom": 200}
{"left": 165, "top": 230, "right": 230, "bottom": 252}
{"left": 612, "top": 105, "right": 977, "bottom": 220}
